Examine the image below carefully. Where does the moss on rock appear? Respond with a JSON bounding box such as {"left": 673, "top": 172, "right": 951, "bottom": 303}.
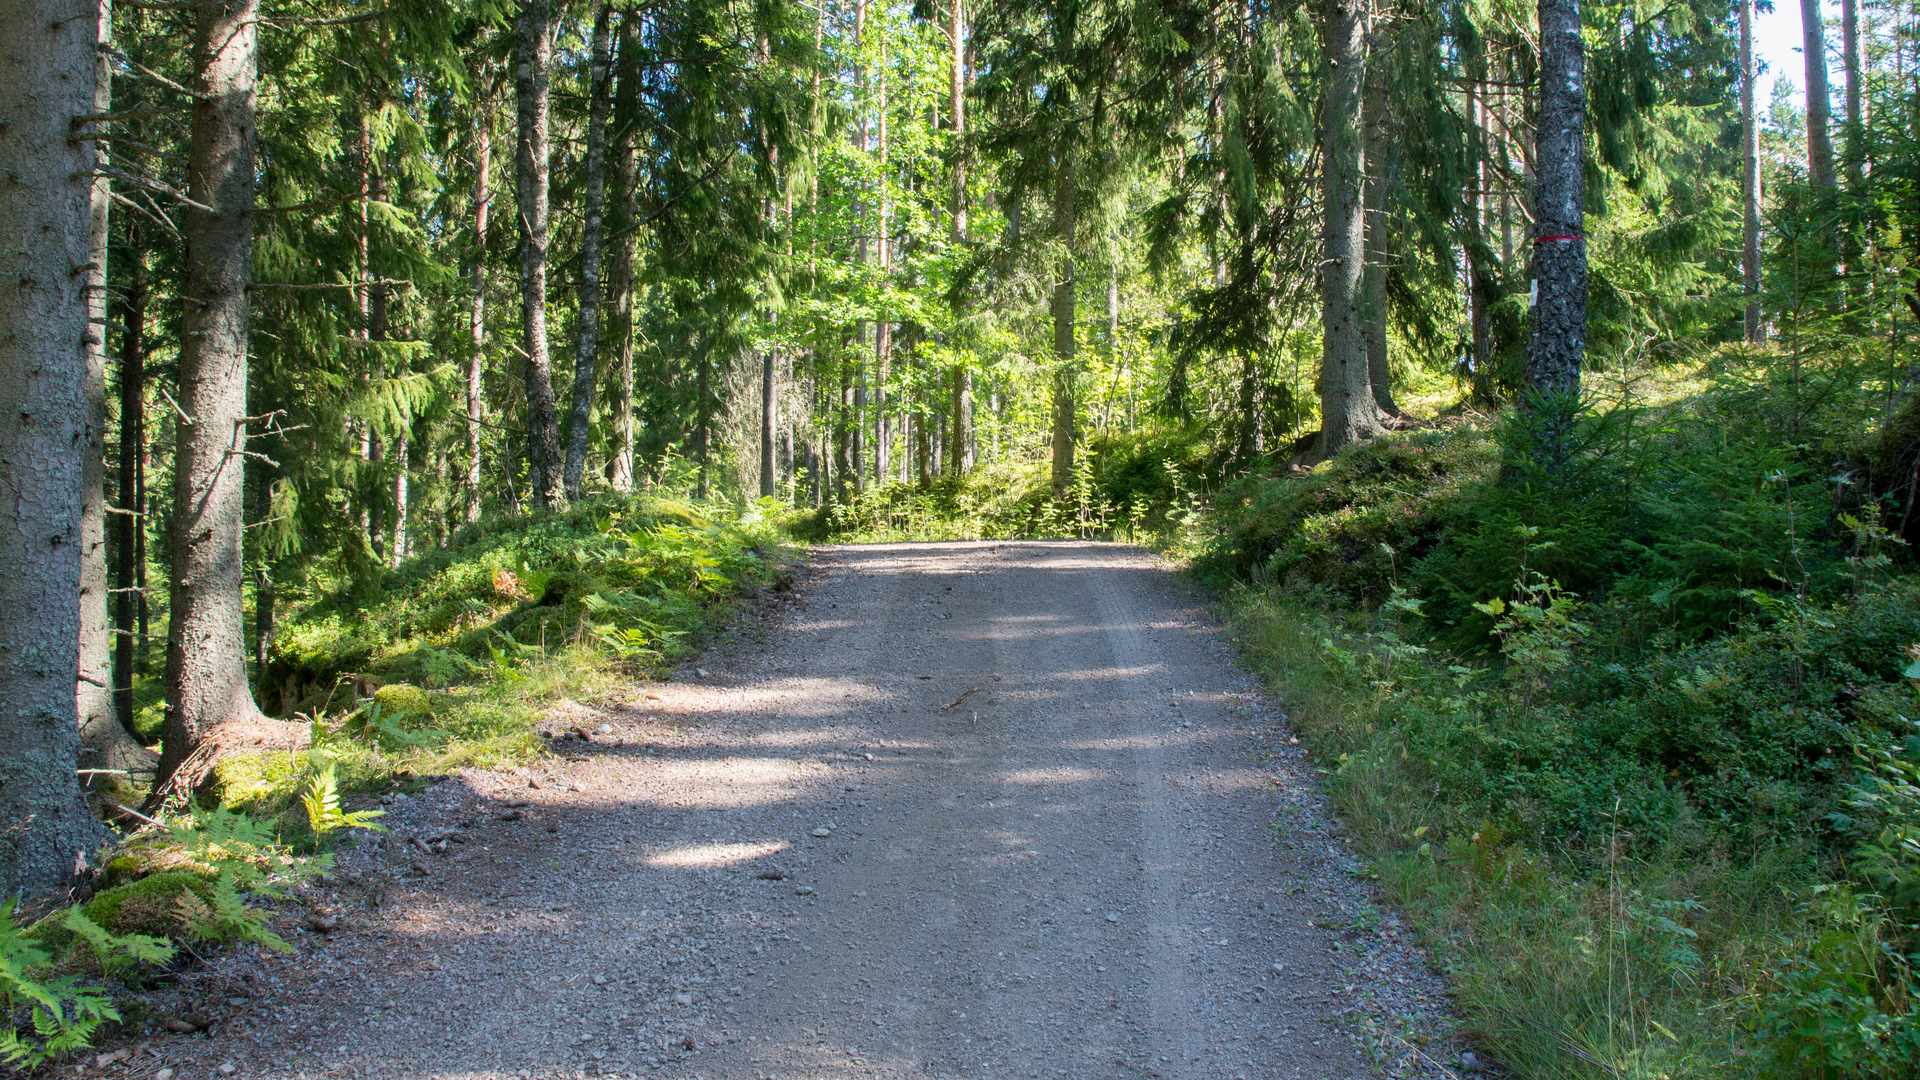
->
{"left": 83, "top": 871, "right": 213, "bottom": 940}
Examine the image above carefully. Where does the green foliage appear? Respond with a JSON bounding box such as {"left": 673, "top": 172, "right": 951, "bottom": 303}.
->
{"left": 271, "top": 493, "right": 775, "bottom": 694}
{"left": 1760, "top": 885, "right": 1920, "bottom": 1078}
{"left": 0, "top": 902, "right": 131, "bottom": 1068}
{"left": 1200, "top": 344, "right": 1920, "bottom": 1076}
{"left": 302, "top": 763, "right": 386, "bottom": 838}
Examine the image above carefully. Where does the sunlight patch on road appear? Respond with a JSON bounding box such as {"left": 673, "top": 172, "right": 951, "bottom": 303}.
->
{"left": 641, "top": 757, "right": 828, "bottom": 807}
{"left": 1058, "top": 734, "right": 1182, "bottom": 751}
{"left": 646, "top": 839, "right": 790, "bottom": 869}
{"left": 1001, "top": 766, "right": 1109, "bottom": 785}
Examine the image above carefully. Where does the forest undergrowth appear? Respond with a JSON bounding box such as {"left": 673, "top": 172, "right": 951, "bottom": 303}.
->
{"left": 6, "top": 493, "right": 784, "bottom": 1068}
{"left": 1194, "top": 346, "right": 1920, "bottom": 1079}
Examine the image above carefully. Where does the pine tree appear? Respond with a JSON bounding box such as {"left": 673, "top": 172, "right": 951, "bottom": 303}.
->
{"left": 1800, "top": 0, "right": 1837, "bottom": 189}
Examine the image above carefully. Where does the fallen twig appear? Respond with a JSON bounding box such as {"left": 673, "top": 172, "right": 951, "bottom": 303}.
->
{"left": 941, "top": 687, "right": 979, "bottom": 711}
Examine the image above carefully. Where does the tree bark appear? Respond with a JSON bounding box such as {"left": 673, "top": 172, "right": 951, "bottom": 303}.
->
{"left": 114, "top": 230, "right": 148, "bottom": 735}
{"left": 948, "top": 0, "right": 972, "bottom": 477}
{"left": 1840, "top": 0, "right": 1863, "bottom": 186}
{"left": 467, "top": 80, "right": 492, "bottom": 524}
{"left": 1467, "top": 72, "right": 1493, "bottom": 397}
{"left": 1236, "top": 350, "right": 1263, "bottom": 462}
{"left": 874, "top": 30, "right": 891, "bottom": 485}
{"left": 608, "top": 10, "right": 640, "bottom": 492}
{"left": 358, "top": 118, "right": 387, "bottom": 561}
{"left": 1525, "top": 0, "right": 1587, "bottom": 398}
{"left": 1050, "top": 149, "right": 1077, "bottom": 500}
{"left": 1741, "top": 0, "right": 1764, "bottom": 343}
{"left": 0, "top": 0, "right": 113, "bottom": 899}
{"left": 390, "top": 433, "right": 408, "bottom": 566}
{"left": 564, "top": 0, "right": 614, "bottom": 502}
{"left": 1362, "top": 69, "right": 1397, "bottom": 415}
{"left": 1801, "top": 0, "right": 1837, "bottom": 189}
{"left": 516, "top": 0, "right": 565, "bottom": 510}
{"left": 1317, "top": 0, "right": 1384, "bottom": 456}
{"left": 157, "top": 0, "right": 307, "bottom": 798}
{"left": 695, "top": 343, "right": 711, "bottom": 500}
{"left": 761, "top": 349, "right": 777, "bottom": 498}
{"left": 79, "top": 0, "right": 149, "bottom": 782}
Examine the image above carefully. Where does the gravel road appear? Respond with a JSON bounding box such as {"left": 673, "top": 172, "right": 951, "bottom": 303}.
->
{"left": 125, "top": 542, "right": 1463, "bottom": 1080}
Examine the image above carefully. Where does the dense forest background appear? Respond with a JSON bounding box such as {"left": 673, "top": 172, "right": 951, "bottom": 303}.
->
{"left": 6, "top": 0, "right": 1920, "bottom": 1072}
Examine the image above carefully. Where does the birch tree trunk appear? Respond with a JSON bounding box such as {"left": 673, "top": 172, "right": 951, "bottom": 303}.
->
{"left": 0, "top": 0, "right": 112, "bottom": 898}
{"left": 158, "top": 0, "right": 307, "bottom": 798}
{"left": 563, "top": 0, "right": 614, "bottom": 502}
{"left": 1525, "top": 0, "right": 1588, "bottom": 399}
{"left": 1800, "top": 0, "right": 1837, "bottom": 190}
{"left": 1741, "top": 0, "right": 1764, "bottom": 344}
{"left": 516, "top": 0, "right": 566, "bottom": 510}
{"left": 467, "top": 81, "right": 492, "bottom": 524}
{"left": 1316, "top": 0, "right": 1384, "bottom": 456}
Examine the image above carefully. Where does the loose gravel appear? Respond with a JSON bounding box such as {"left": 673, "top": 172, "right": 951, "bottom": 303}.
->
{"left": 94, "top": 541, "right": 1468, "bottom": 1080}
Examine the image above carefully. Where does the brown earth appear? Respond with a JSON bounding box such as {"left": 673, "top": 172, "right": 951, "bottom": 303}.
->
{"left": 102, "top": 541, "right": 1463, "bottom": 1080}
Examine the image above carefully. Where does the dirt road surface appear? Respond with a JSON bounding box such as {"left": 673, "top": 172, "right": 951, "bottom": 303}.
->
{"left": 129, "top": 542, "right": 1461, "bottom": 1080}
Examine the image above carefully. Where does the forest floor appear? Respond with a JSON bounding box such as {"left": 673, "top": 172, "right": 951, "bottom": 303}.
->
{"left": 102, "top": 542, "right": 1467, "bottom": 1080}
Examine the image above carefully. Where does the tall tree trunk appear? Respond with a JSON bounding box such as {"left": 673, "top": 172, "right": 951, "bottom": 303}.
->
{"left": 695, "top": 343, "right": 711, "bottom": 500}
{"left": 467, "top": 81, "right": 492, "bottom": 524}
{"left": 916, "top": 364, "right": 933, "bottom": 488}
{"left": 1317, "top": 0, "right": 1383, "bottom": 456}
{"left": 1801, "top": 0, "right": 1837, "bottom": 190}
{"left": 390, "top": 434, "right": 408, "bottom": 566}
{"left": 1525, "top": 0, "right": 1588, "bottom": 402}
{"left": 1236, "top": 350, "right": 1263, "bottom": 462}
{"left": 1468, "top": 72, "right": 1493, "bottom": 397}
{"left": 608, "top": 11, "right": 640, "bottom": 492}
{"left": 874, "top": 31, "right": 891, "bottom": 485}
{"left": 114, "top": 232, "right": 148, "bottom": 735}
{"left": 564, "top": 0, "right": 614, "bottom": 502}
{"left": 1050, "top": 149, "right": 1077, "bottom": 499}
{"left": 516, "top": 0, "right": 565, "bottom": 510}
{"left": 834, "top": 361, "right": 852, "bottom": 503}
{"left": 1741, "top": 0, "right": 1764, "bottom": 343}
{"left": 79, "top": 0, "right": 148, "bottom": 781}
{"left": 0, "top": 0, "right": 112, "bottom": 898}
{"left": 1363, "top": 70, "right": 1398, "bottom": 415}
{"left": 359, "top": 118, "right": 387, "bottom": 561}
{"left": 1840, "top": 0, "right": 1864, "bottom": 185}
{"left": 366, "top": 179, "right": 389, "bottom": 562}
{"left": 760, "top": 349, "right": 777, "bottom": 497}
{"left": 948, "top": 0, "right": 972, "bottom": 476}
{"left": 157, "top": 0, "right": 305, "bottom": 800}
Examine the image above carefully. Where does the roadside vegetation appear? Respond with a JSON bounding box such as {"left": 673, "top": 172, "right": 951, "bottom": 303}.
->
{"left": 1192, "top": 349, "right": 1920, "bottom": 1079}
{"left": 5, "top": 493, "right": 781, "bottom": 1068}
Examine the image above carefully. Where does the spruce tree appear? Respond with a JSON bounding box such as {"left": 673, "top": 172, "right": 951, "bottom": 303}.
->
{"left": 0, "top": 0, "right": 112, "bottom": 899}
